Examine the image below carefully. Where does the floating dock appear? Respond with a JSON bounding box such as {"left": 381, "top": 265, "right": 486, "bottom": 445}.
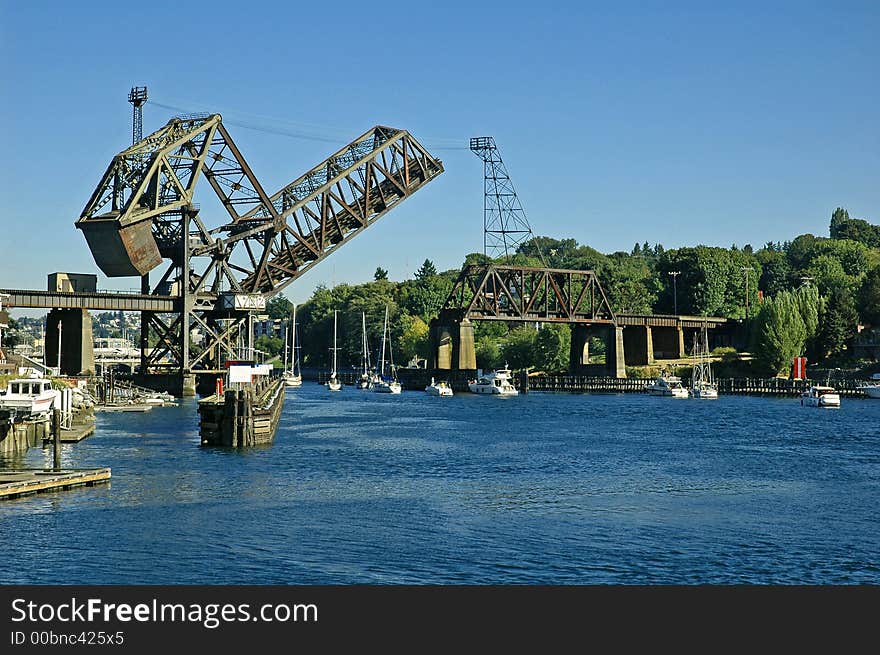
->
{"left": 198, "top": 377, "right": 286, "bottom": 447}
{"left": 0, "top": 468, "right": 111, "bottom": 500}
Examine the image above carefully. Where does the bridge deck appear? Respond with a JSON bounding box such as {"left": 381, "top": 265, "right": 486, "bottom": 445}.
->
{"left": 0, "top": 289, "right": 179, "bottom": 312}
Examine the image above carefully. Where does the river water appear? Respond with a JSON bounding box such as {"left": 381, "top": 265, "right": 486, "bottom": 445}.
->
{"left": 1, "top": 385, "right": 878, "bottom": 584}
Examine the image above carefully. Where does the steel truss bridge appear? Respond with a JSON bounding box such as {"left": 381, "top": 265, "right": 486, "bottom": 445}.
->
{"left": 46, "top": 114, "right": 444, "bottom": 379}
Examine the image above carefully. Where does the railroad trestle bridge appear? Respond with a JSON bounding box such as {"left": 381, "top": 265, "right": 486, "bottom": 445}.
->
{"left": 429, "top": 264, "right": 731, "bottom": 377}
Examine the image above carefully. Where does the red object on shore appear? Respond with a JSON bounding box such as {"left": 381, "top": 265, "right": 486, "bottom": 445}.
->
{"left": 216, "top": 377, "right": 224, "bottom": 396}
{"left": 792, "top": 356, "right": 807, "bottom": 380}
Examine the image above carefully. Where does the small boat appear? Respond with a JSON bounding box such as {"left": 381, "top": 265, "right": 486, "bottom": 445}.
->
{"left": 801, "top": 385, "right": 840, "bottom": 407}
{"left": 0, "top": 378, "right": 59, "bottom": 416}
{"left": 326, "top": 310, "right": 342, "bottom": 392}
{"left": 468, "top": 366, "right": 518, "bottom": 395}
{"left": 689, "top": 326, "right": 718, "bottom": 399}
{"left": 425, "top": 377, "right": 453, "bottom": 397}
{"left": 283, "top": 304, "right": 303, "bottom": 388}
{"left": 859, "top": 373, "right": 880, "bottom": 399}
{"left": 645, "top": 374, "right": 688, "bottom": 398}
{"left": 356, "top": 312, "right": 372, "bottom": 389}
{"left": 370, "top": 305, "right": 402, "bottom": 394}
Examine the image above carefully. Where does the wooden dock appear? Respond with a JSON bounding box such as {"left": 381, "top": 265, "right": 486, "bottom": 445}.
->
{"left": 198, "top": 377, "right": 286, "bottom": 447}
{"left": 0, "top": 468, "right": 111, "bottom": 500}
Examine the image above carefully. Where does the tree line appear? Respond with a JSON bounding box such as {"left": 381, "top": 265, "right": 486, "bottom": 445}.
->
{"left": 258, "top": 207, "right": 878, "bottom": 375}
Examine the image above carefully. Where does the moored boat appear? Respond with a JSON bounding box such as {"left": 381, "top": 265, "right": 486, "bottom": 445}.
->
{"left": 645, "top": 374, "right": 688, "bottom": 398}
{"left": 859, "top": 373, "right": 880, "bottom": 399}
{"left": 468, "top": 367, "right": 518, "bottom": 395}
{"left": 0, "top": 378, "right": 59, "bottom": 416}
{"left": 369, "top": 305, "right": 402, "bottom": 394}
{"left": 800, "top": 385, "right": 840, "bottom": 407}
{"left": 326, "top": 310, "right": 342, "bottom": 392}
{"left": 425, "top": 377, "right": 453, "bottom": 397}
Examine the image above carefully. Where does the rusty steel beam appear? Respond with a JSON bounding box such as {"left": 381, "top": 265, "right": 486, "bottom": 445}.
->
{"left": 0, "top": 289, "right": 179, "bottom": 312}
{"left": 440, "top": 265, "right": 616, "bottom": 324}
{"left": 73, "top": 115, "right": 443, "bottom": 376}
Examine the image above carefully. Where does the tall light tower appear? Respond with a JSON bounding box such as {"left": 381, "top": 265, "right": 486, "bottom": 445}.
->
{"left": 128, "top": 86, "right": 148, "bottom": 145}
{"left": 469, "top": 137, "right": 545, "bottom": 265}
{"left": 668, "top": 271, "right": 681, "bottom": 315}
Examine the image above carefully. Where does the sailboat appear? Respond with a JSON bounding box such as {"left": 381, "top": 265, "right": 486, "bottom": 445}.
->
{"left": 369, "top": 305, "right": 402, "bottom": 394}
{"left": 326, "top": 310, "right": 342, "bottom": 391}
{"left": 689, "top": 325, "right": 718, "bottom": 399}
{"left": 356, "top": 312, "right": 372, "bottom": 389}
{"left": 282, "top": 304, "right": 303, "bottom": 387}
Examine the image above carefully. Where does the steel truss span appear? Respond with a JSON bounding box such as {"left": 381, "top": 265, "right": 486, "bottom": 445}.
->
{"left": 74, "top": 115, "right": 444, "bottom": 375}
{"left": 440, "top": 264, "right": 616, "bottom": 324}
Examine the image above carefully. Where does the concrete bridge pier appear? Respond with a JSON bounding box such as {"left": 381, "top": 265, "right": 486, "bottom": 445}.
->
{"left": 623, "top": 325, "right": 654, "bottom": 366}
{"left": 569, "top": 324, "right": 626, "bottom": 378}
{"left": 651, "top": 326, "right": 685, "bottom": 360}
{"left": 429, "top": 315, "right": 476, "bottom": 370}
{"left": 44, "top": 308, "right": 95, "bottom": 375}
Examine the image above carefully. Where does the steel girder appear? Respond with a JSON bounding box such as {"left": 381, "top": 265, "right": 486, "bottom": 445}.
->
{"left": 440, "top": 264, "right": 616, "bottom": 324}
{"left": 75, "top": 115, "right": 444, "bottom": 374}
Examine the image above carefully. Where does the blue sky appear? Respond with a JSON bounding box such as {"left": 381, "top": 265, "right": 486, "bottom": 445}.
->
{"left": 1, "top": 0, "right": 878, "bottom": 312}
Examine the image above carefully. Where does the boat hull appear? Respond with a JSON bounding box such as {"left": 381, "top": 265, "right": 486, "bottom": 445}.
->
{"left": 862, "top": 385, "right": 880, "bottom": 399}
{"left": 467, "top": 384, "right": 518, "bottom": 395}
{"left": 801, "top": 394, "right": 840, "bottom": 407}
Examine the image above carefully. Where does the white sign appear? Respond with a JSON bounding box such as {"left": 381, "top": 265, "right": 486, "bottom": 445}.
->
{"left": 228, "top": 365, "right": 253, "bottom": 384}
{"left": 253, "top": 364, "right": 272, "bottom": 376}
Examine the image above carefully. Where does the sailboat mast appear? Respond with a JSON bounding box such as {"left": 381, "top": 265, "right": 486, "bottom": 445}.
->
{"left": 361, "top": 312, "right": 369, "bottom": 375}
{"left": 332, "top": 310, "right": 338, "bottom": 375}
{"left": 379, "top": 306, "right": 388, "bottom": 376}
{"left": 291, "top": 304, "right": 297, "bottom": 371}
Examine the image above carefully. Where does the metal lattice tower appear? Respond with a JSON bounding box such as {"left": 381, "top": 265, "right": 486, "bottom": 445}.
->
{"left": 469, "top": 136, "right": 544, "bottom": 264}
{"left": 128, "top": 86, "right": 148, "bottom": 145}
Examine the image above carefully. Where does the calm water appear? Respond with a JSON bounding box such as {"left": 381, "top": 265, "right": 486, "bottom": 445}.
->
{"left": 1, "top": 385, "right": 878, "bottom": 584}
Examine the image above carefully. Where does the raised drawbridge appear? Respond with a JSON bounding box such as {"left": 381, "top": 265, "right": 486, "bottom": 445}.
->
{"left": 75, "top": 114, "right": 443, "bottom": 390}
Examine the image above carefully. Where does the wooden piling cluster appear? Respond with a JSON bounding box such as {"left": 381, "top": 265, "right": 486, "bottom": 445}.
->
{"left": 198, "top": 377, "right": 286, "bottom": 447}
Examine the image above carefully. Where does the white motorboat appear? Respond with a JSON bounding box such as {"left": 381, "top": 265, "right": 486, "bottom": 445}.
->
{"left": 370, "top": 305, "right": 402, "bottom": 394}
{"left": 801, "top": 385, "right": 840, "bottom": 407}
{"left": 425, "top": 377, "right": 453, "bottom": 397}
{"left": 860, "top": 373, "right": 880, "bottom": 399}
{"left": 326, "top": 310, "right": 342, "bottom": 392}
{"left": 283, "top": 304, "right": 303, "bottom": 387}
{"left": 645, "top": 374, "right": 688, "bottom": 398}
{"left": 862, "top": 384, "right": 880, "bottom": 399}
{"left": 468, "top": 367, "right": 518, "bottom": 395}
{"left": 0, "top": 378, "right": 59, "bottom": 416}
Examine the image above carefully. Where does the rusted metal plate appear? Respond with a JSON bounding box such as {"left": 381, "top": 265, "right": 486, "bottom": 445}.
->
{"left": 78, "top": 218, "right": 161, "bottom": 277}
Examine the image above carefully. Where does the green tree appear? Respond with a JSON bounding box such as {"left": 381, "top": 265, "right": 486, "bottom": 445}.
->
{"left": 751, "top": 291, "right": 807, "bottom": 376}
{"left": 817, "top": 288, "right": 859, "bottom": 357}
{"left": 829, "top": 207, "right": 850, "bottom": 238}
{"left": 415, "top": 259, "right": 438, "bottom": 280}
{"left": 374, "top": 267, "right": 388, "bottom": 281}
{"left": 395, "top": 314, "right": 429, "bottom": 364}
{"left": 857, "top": 266, "right": 880, "bottom": 326}
{"left": 254, "top": 335, "right": 283, "bottom": 359}
{"left": 266, "top": 295, "right": 293, "bottom": 320}
{"left": 755, "top": 247, "right": 792, "bottom": 297}
{"left": 475, "top": 337, "right": 503, "bottom": 370}
{"left": 501, "top": 326, "right": 538, "bottom": 370}
{"left": 534, "top": 324, "right": 571, "bottom": 372}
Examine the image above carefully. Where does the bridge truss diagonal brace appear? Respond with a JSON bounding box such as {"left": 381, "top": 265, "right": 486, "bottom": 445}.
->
{"left": 440, "top": 264, "right": 617, "bottom": 324}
